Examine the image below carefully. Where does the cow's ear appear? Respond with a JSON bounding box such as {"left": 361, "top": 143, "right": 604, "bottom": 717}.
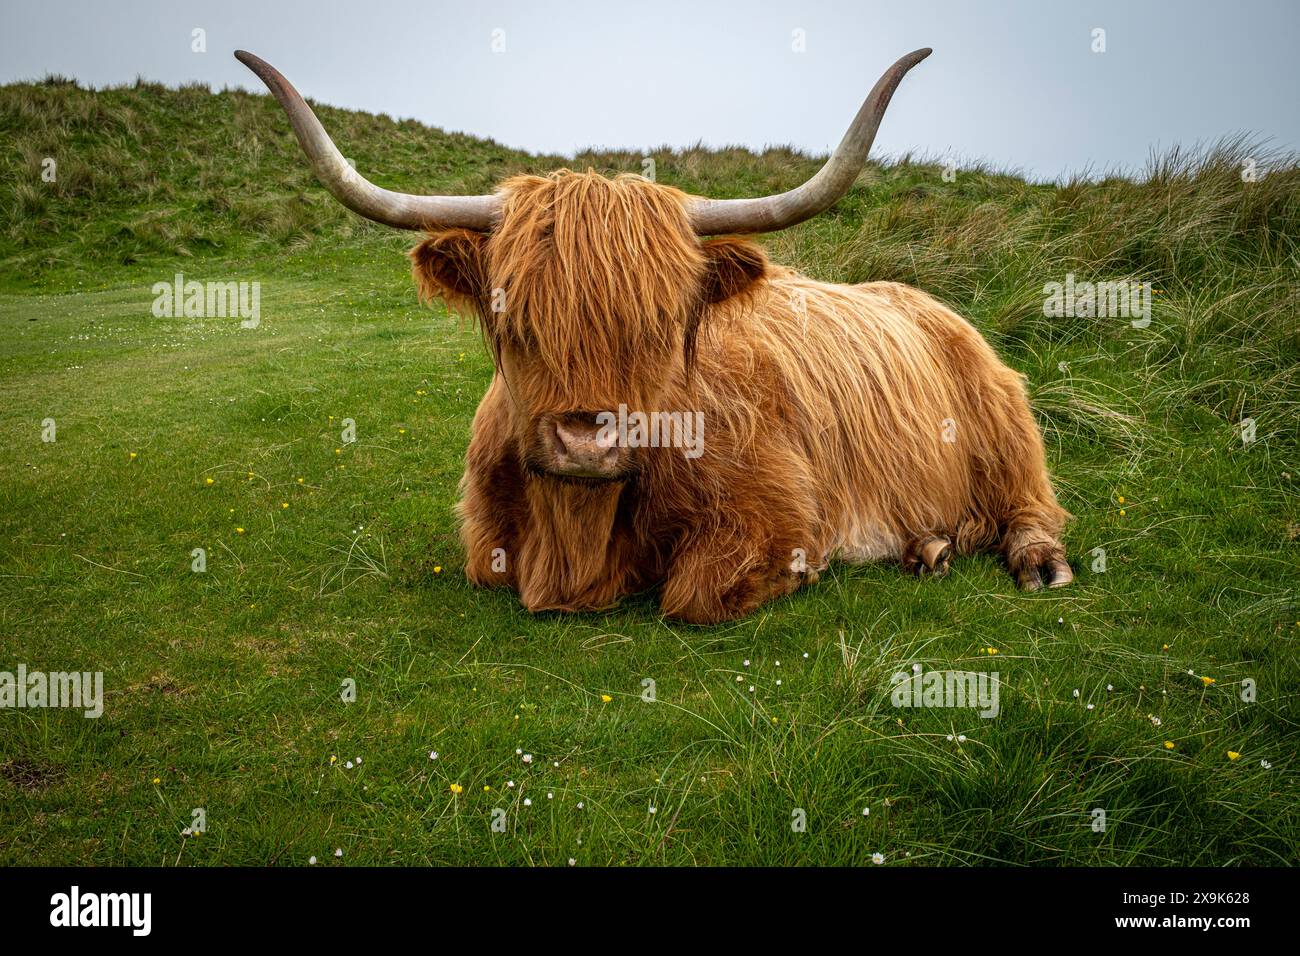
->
{"left": 699, "top": 238, "right": 767, "bottom": 304}
{"left": 409, "top": 229, "right": 489, "bottom": 313}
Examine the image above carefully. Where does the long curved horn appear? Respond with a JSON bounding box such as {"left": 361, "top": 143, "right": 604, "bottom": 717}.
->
{"left": 234, "top": 51, "right": 500, "bottom": 231}
{"left": 687, "top": 48, "right": 931, "bottom": 235}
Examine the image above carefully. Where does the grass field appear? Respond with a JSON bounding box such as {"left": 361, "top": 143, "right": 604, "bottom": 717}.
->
{"left": 1, "top": 77, "right": 1297, "bottom": 866}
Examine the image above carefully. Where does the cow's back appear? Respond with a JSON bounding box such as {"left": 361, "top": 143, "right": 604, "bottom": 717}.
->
{"left": 695, "top": 268, "right": 1034, "bottom": 560}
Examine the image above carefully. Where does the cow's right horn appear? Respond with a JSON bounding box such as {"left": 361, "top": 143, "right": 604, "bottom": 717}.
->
{"left": 235, "top": 51, "right": 501, "bottom": 231}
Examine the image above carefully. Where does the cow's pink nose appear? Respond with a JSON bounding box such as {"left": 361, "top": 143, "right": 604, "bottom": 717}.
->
{"left": 550, "top": 418, "right": 619, "bottom": 477}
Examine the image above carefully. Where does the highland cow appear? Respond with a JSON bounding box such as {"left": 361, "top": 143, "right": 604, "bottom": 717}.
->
{"left": 238, "top": 48, "right": 1072, "bottom": 624}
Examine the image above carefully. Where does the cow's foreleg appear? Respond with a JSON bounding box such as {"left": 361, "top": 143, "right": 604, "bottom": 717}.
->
{"left": 661, "top": 535, "right": 817, "bottom": 623}
{"left": 458, "top": 456, "right": 523, "bottom": 589}
{"left": 457, "top": 381, "right": 525, "bottom": 589}
{"left": 659, "top": 475, "right": 822, "bottom": 623}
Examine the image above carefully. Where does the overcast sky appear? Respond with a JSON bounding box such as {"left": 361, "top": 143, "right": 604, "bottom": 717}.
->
{"left": 2, "top": 0, "right": 1296, "bottom": 181}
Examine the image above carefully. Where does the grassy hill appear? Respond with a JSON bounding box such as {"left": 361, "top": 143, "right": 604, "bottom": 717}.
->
{"left": 0, "top": 76, "right": 1297, "bottom": 865}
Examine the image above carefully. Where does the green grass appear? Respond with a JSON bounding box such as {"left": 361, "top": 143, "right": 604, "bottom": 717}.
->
{"left": 0, "top": 77, "right": 1297, "bottom": 866}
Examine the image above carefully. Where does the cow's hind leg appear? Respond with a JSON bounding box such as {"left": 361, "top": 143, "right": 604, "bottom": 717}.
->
{"left": 1003, "top": 524, "right": 1072, "bottom": 591}
{"left": 974, "top": 369, "right": 1073, "bottom": 592}
{"left": 902, "top": 534, "right": 953, "bottom": 578}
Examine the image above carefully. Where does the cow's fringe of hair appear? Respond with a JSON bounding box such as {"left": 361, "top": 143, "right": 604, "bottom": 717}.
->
{"left": 486, "top": 170, "right": 706, "bottom": 410}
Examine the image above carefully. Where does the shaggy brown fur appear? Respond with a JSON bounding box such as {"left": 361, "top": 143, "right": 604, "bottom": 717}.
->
{"left": 412, "top": 170, "right": 1071, "bottom": 623}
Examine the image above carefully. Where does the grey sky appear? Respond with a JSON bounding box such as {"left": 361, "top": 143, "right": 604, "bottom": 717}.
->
{"left": 2, "top": 0, "right": 1296, "bottom": 181}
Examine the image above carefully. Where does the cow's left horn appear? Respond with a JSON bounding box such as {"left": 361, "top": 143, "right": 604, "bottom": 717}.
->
{"left": 235, "top": 51, "right": 501, "bottom": 231}
{"left": 687, "top": 48, "right": 931, "bottom": 235}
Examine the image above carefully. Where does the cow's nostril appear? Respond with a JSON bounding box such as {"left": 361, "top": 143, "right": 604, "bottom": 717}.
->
{"left": 550, "top": 418, "right": 570, "bottom": 454}
{"left": 553, "top": 420, "right": 584, "bottom": 455}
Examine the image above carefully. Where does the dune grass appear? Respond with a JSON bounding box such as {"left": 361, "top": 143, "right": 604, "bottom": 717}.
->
{"left": 0, "top": 77, "right": 1296, "bottom": 866}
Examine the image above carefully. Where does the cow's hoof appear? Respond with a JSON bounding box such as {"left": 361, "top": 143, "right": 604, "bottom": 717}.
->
{"left": 919, "top": 536, "right": 953, "bottom": 578}
{"left": 1016, "top": 567, "right": 1043, "bottom": 591}
{"left": 905, "top": 535, "right": 953, "bottom": 578}
{"left": 1016, "top": 559, "right": 1072, "bottom": 591}
{"left": 1045, "top": 559, "right": 1073, "bottom": 588}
